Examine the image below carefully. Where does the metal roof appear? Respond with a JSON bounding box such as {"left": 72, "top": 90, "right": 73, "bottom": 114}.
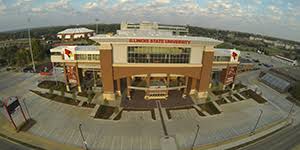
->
{"left": 58, "top": 28, "right": 94, "bottom": 34}
{"left": 90, "top": 31, "right": 222, "bottom": 44}
{"left": 50, "top": 46, "right": 99, "bottom": 52}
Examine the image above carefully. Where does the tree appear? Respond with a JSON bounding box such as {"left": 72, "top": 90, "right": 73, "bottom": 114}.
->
{"left": 31, "top": 38, "right": 45, "bottom": 61}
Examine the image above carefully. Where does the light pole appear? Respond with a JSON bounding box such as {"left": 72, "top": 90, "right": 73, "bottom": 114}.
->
{"left": 287, "top": 102, "right": 295, "bottom": 122}
{"left": 251, "top": 109, "right": 263, "bottom": 134}
{"left": 95, "top": 18, "right": 99, "bottom": 34}
{"left": 191, "top": 124, "right": 200, "bottom": 150}
{"left": 27, "top": 18, "right": 36, "bottom": 72}
{"left": 79, "top": 123, "right": 88, "bottom": 150}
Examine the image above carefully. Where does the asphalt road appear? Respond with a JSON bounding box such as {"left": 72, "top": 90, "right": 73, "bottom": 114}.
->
{"left": 0, "top": 137, "right": 33, "bottom": 150}
{"left": 240, "top": 124, "right": 300, "bottom": 150}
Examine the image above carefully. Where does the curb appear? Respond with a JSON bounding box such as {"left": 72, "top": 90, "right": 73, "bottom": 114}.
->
{"left": 189, "top": 118, "right": 290, "bottom": 150}
{"left": 0, "top": 132, "right": 45, "bottom": 150}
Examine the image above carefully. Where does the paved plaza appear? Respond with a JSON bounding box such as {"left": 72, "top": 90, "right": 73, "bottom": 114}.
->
{"left": 0, "top": 71, "right": 298, "bottom": 150}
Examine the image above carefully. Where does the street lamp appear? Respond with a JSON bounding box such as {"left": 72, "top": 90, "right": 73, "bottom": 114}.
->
{"left": 287, "top": 102, "right": 295, "bottom": 123}
{"left": 251, "top": 109, "right": 263, "bottom": 134}
{"left": 79, "top": 123, "right": 88, "bottom": 150}
{"left": 95, "top": 18, "right": 99, "bottom": 34}
{"left": 27, "top": 18, "right": 36, "bottom": 72}
{"left": 191, "top": 124, "right": 200, "bottom": 150}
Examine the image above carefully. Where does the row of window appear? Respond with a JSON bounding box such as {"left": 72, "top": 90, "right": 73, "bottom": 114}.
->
{"left": 75, "top": 54, "right": 100, "bottom": 61}
{"left": 128, "top": 46, "right": 191, "bottom": 64}
{"left": 51, "top": 53, "right": 100, "bottom": 61}
{"left": 214, "top": 56, "right": 231, "bottom": 62}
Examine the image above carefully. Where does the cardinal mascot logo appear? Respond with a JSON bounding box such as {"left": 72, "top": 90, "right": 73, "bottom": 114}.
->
{"left": 232, "top": 51, "right": 238, "bottom": 60}
{"left": 64, "top": 48, "right": 74, "bottom": 60}
{"left": 65, "top": 49, "right": 72, "bottom": 58}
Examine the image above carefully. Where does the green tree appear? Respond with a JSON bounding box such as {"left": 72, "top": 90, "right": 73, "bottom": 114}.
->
{"left": 31, "top": 39, "right": 44, "bottom": 61}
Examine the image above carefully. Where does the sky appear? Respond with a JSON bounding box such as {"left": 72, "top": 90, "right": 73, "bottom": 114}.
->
{"left": 0, "top": 0, "right": 300, "bottom": 42}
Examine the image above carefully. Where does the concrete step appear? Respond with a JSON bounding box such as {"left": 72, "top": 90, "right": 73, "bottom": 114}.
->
{"left": 222, "top": 96, "right": 231, "bottom": 103}
{"left": 231, "top": 94, "right": 241, "bottom": 101}
{"left": 236, "top": 92, "right": 247, "bottom": 100}
{"left": 90, "top": 104, "right": 100, "bottom": 117}
{"left": 212, "top": 101, "right": 223, "bottom": 112}
{"left": 193, "top": 105, "right": 210, "bottom": 116}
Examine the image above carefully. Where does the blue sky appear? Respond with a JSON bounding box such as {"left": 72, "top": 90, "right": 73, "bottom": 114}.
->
{"left": 0, "top": 0, "right": 300, "bottom": 41}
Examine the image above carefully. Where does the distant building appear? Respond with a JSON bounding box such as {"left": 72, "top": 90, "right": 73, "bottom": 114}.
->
{"left": 271, "top": 55, "right": 298, "bottom": 66}
{"left": 121, "top": 21, "right": 188, "bottom": 35}
{"left": 237, "top": 57, "right": 255, "bottom": 73}
{"left": 57, "top": 28, "right": 95, "bottom": 41}
{"left": 259, "top": 67, "right": 300, "bottom": 93}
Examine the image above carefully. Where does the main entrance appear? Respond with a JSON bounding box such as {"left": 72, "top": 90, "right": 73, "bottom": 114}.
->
{"left": 128, "top": 74, "right": 188, "bottom": 100}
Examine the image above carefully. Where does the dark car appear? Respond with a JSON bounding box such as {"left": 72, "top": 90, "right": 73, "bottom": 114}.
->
{"left": 23, "top": 67, "right": 34, "bottom": 73}
{"left": 252, "top": 59, "right": 260, "bottom": 63}
{"left": 262, "top": 63, "right": 273, "bottom": 68}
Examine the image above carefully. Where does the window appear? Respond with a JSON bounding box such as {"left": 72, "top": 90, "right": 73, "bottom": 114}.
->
{"left": 76, "top": 54, "right": 100, "bottom": 61}
{"left": 214, "top": 56, "right": 231, "bottom": 62}
{"left": 127, "top": 46, "right": 191, "bottom": 64}
{"left": 51, "top": 52, "right": 61, "bottom": 56}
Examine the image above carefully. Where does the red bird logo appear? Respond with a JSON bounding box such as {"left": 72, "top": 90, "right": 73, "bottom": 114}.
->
{"left": 65, "top": 49, "right": 72, "bottom": 58}
{"left": 232, "top": 51, "right": 238, "bottom": 60}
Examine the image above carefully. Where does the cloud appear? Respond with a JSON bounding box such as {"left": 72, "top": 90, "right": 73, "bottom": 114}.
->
{"left": 83, "top": 2, "right": 98, "bottom": 10}
{"left": 0, "top": 0, "right": 6, "bottom": 14}
{"left": 15, "top": 0, "right": 34, "bottom": 6}
{"left": 46, "top": 0, "right": 71, "bottom": 10}
{"left": 154, "top": 0, "right": 171, "bottom": 4}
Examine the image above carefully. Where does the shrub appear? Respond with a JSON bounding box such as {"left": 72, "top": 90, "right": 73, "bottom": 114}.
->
{"left": 60, "top": 88, "right": 65, "bottom": 97}
{"left": 103, "top": 99, "right": 109, "bottom": 105}
{"left": 72, "top": 92, "right": 77, "bottom": 102}
{"left": 49, "top": 87, "right": 54, "bottom": 96}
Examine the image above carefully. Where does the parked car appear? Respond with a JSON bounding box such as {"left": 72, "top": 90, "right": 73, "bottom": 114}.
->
{"left": 262, "top": 63, "right": 273, "bottom": 68}
{"left": 23, "top": 67, "right": 34, "bottom": 73}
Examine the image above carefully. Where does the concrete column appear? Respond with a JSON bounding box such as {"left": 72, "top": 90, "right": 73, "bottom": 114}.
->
{"left": 189, "top": 78, "right": 197, "bottom": 95}
{"left": 75, "top": 64, "right": 82, "bottom": 93}
{"left": 198, "top": 48, "right": 214, "bottom": 98}
{"left": 127, "top": 77, "right": 131, "bottom": 100}
{"left": 145, "top": 74, "right": 150, "bottom": 99}
{"left": 63, "top": 63, "right": 70, "bottom": 92}
{"left": 167, "top": 74, "right": 170, "bottom": 87}
{"left": 183, "top": 76, "right": 189, "bottom": 98}
{"left": 100, "top": 44, "right": 115, "bottom": 100}
{"left": 116, "top": 79, "right": 121, "bottom": 96}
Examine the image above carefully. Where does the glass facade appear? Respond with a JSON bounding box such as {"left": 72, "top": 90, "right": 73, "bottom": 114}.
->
{"left": 76, "top": 54, "right": 100, "bottom": 61}
{"left": 127, "top": 46, "right": 191, "bottom": 63}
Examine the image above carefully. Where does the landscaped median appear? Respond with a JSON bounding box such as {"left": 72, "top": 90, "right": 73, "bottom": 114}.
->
{"left": 188, "top": 118, "right": 292, "bottom": 150}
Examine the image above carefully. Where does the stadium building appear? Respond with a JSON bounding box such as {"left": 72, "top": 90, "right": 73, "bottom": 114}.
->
{"left": 50, "top": 22, "right": 240, "bottom": 101}
{"left": 57, "top": 27, "right": 95, "bottom": 41}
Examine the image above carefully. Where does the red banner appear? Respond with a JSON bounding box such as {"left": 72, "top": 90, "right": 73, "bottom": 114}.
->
{"left": 66, "top": 66, "right": 78, "bottom": 84}
{"left": 224, "top": 66, "right": 237, "bottom": 85}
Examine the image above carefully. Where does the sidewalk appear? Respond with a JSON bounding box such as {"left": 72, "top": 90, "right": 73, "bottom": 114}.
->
{"left": 0, "top": 114, "right": 83, "bottom": 150}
